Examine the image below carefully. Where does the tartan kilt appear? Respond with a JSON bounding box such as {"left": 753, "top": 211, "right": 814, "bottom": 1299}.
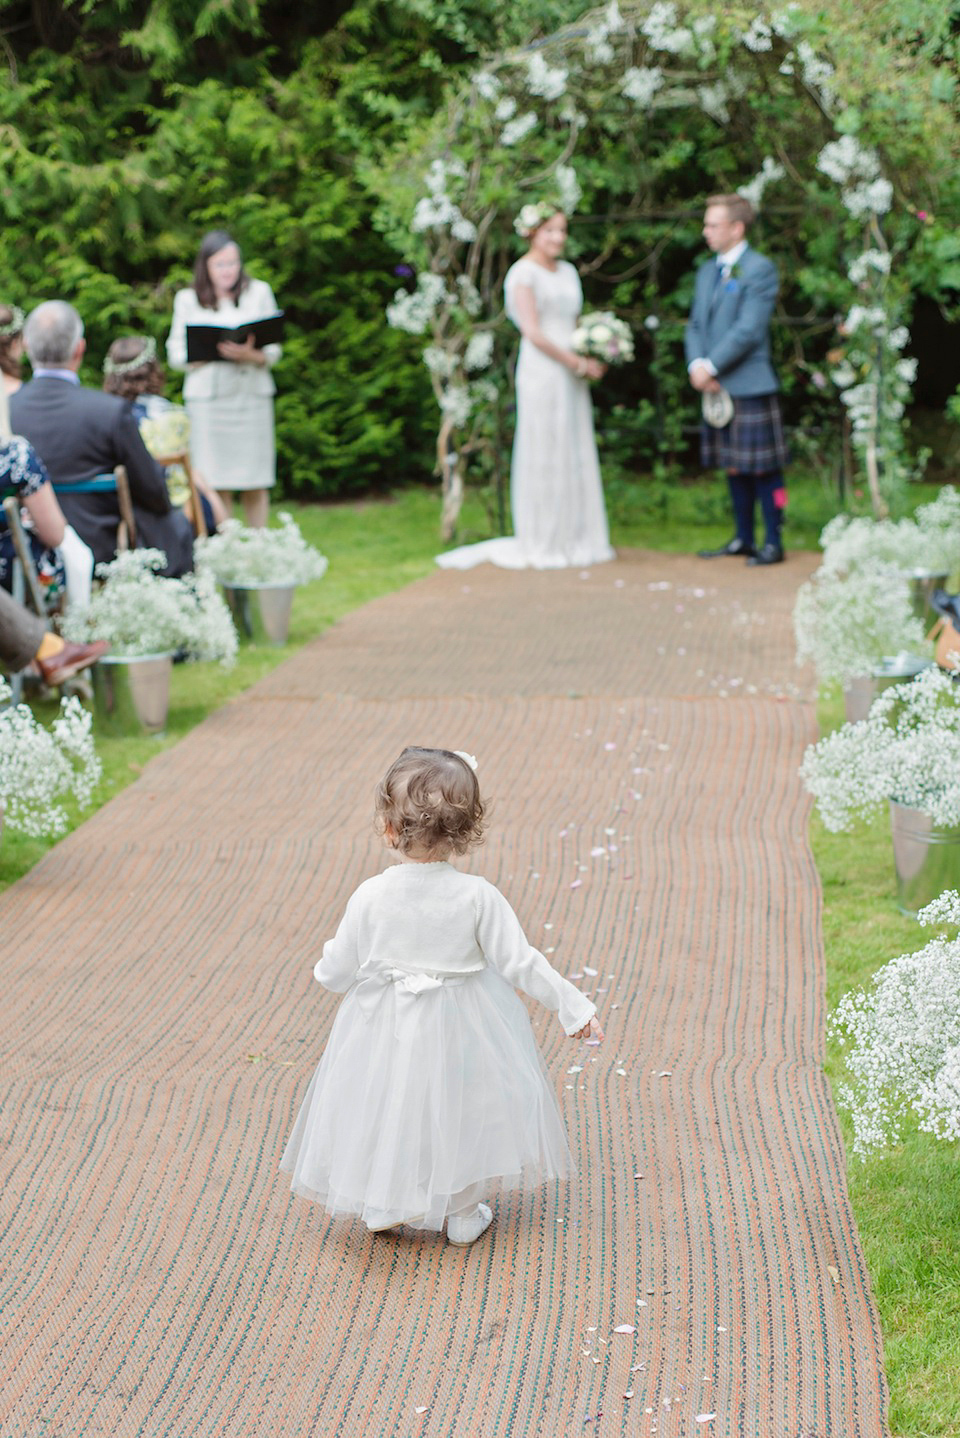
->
{"left": 700, "top": 393, "right": 788, "bottom": 475}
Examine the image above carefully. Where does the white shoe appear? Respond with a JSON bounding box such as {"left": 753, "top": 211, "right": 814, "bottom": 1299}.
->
{"left": 447, "top": 1203, "right": 493, "bottom": 1246}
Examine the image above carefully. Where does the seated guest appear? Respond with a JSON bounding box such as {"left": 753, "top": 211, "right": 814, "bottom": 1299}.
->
{"left": 102, "top": 335, "right": 227, "bottom": 535}
{"left": 0, "top": 432, "right": 95, "bottom": 608}
{"left": 0, "top": 582, "right": 107, "bottom": 684}
{"left": 0, "top": 304, "right": 25, "bottom": 396}
{"left": 10, "top": 301, "right": 194, "bottom": 576}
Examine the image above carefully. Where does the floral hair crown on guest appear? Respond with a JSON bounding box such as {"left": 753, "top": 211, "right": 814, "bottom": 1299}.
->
{"left": 0, "top": 305, "right": 24, "bottom": 338}
{"left": 513, "top": 200, "right": 562, "bottom": 239}
{"left": 102, "top": 335, "right": 157, "bottom": 376}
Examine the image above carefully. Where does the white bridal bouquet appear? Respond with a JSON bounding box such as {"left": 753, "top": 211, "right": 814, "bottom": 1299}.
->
{"left": 831, "top": 888, "right": 960, "bottom": 1155}
{"left": 819, "top": 485, "right": 960, "bottom": 577}
{"left": 800, "top": 665, "right": 960, "bottom": 831}
{"left": 793, "top": 560, "right": 928, "bottom": 686}
{"left": 571, "top": 312, "right": 635, "bottom": 366}
{"left": 63, "top": 549, "right": 238, "bottom": 665}
{"left": 0, "top": 677, "right": 101, "bottom": 838}
{"left": 194, "top": 513, "right": 329, "bottom": 587}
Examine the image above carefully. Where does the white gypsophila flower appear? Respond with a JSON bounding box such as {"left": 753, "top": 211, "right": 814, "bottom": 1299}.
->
{"left": 554, "top": 163, "right": 581, "bottom": 212}
{"left": 495, "top": 96, "right": 517, "bottom": 122}
{"left": 193, "top": 514, "right": 327, "bottom": 593}
{"left": 63, "top": 547, "right": 234, "bottom": 663}
{"left": 740, "top": 16, "right": 773, "bottom": 51}
{"left": 526, "top": 53, "right": 568, "bottom": 100}
{"left": 456, "top": 275, "right": 483, "bottom": 316}
{"left": 469, "top": 378, "right": 498, "bottom": 406}
{"left": 440, "top": 385, "right": 472, "bottom": 428}
{"left": 0, "top": 679, "right": 102, "bottom": 838}
{"left": 451, "top": 215, "right": 479, "bottom": 242}
{"left": 474, "top": 71, "right": 500, "bottom": 102}
{"left": 843, "top": 178, "right": 894, "bottom": 218}
{"left": 386, "top": 273, "right": 449, "bottom": 334}
{"left": 737, "top": 160, "right": 785, "bottom": 210}
{"left": 896, "top": 358, "right": 919, "bottom": 384}
{"left": 771, "top": 4, "right": 804, "bottom": 38}
{"left": 915, "top": 485, "right": 960, "bottom": 536}
{"left": 887, "top": 325, "right": 909, "bottom": 351}
{"left": 817, "top": 135, "right": 881, "bottom": 186}
{"left": 844, "top": 304, "right": 888, "bottom": 337}
{"left": 621, "top": 66, "right": 664, "bottom": 106}
{"left": 586, "top": 32, "right": 616, "bottom": 64}
{"left": 919, "top": 889, "right": 960, "bottom": 929}
{"left": 848, "top": 249, "right": 892, "bottom": 284}
{"left": 641, "top": 1, "right": 694, "bottom": 54}
{"left": 830, "top": 361, "right": 856, "bottom": 389}
{"left": 796, "top": 40, "right": 835, "bottom": 93}
{"left": 800, "top": 666, "right": 960, "bottom": 832}
{"left": 604, "top": 0, "right": 626, "bottom": 31}
{"left": 697, "top": 82, "right": 732, "bottom": 124}
{"left": 793, "top": 560, "right": 927, "bottom": 686}
{"left": 644, "top": 315, "right": 660, "bottom": 331}
{"left": 423, "top": 346, "right": 458, "bottom": 378}
{"left": 500, "top": 112, "right": 538, "bottom": 147}
{"left": 830, "top": 892, "right": 960, "bottom": 1154}
{"left": 464, "top": 331, "right": 495, "bottom": 372}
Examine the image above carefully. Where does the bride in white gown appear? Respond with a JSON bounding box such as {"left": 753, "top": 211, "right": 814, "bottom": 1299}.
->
{"left": 437, "top": 205, "right": 615, "bottom": 571}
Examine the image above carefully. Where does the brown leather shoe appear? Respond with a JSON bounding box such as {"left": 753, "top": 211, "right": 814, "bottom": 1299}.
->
{"left": 36, "top": 639, "right": 110, "bottom": 687}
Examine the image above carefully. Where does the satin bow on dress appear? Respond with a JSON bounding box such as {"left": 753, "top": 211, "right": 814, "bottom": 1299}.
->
{"left": 353, "top": 966, "right": 473, "bottom": 1037}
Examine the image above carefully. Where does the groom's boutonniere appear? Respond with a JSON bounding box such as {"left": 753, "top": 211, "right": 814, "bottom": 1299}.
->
{"left": 723, "top": 261, "right": 742, "bottom": 293}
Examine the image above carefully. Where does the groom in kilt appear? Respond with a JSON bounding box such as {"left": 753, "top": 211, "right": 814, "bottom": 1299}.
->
{"left": 685, "top": 193, "right": 788, "bottom": 565}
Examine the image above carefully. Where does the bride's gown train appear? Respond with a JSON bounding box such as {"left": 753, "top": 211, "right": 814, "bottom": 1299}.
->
{"left": 436, "top": 258, "right": 614, "bottom": 571}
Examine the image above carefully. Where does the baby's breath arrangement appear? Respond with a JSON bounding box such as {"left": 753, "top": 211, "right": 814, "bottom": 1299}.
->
{"left": 0, "top": 677, "right": 101, "bottom": 838}
{"left": 831, "top": 889, "right": 960, "bottom": 1155}
{"left": 63, "top": 549, "right": 237, "bottom": 665}
{"left": 195, "top": 513, "right": 328, "bottom": 587}
{"left": 800, "top": 665, "right": 960, "bottom": 831}
{"left": 793, "top": 560, "right": 927, "bottom": 686}
{"left": 819, "top": 485, "right": 960, "bottom": 577}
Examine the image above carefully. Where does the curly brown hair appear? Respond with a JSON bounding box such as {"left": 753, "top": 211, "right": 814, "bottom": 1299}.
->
{"left": 375, "top": 747, "right": 486, "bottom": 858}
{"left": 102, "top": 336, "right": 166, "bottom": 400}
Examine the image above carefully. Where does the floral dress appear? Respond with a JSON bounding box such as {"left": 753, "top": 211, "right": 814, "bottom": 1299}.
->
{"left": 0, "top": 436, "right": 65, "bottom": 600}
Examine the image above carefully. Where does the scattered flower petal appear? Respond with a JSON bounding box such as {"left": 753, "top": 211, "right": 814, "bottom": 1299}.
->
{"left": 613, "top": 1324, "right": 635, "bottom": 1334}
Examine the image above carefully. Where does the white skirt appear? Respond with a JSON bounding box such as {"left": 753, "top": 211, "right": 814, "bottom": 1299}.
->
{"left": 185, "top": 390, "right": 276, "bottom": 492}
{"left": 280, "top": 967, "right": 575, "bottom": 1231}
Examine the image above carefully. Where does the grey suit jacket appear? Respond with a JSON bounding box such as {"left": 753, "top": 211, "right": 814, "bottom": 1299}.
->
{"left": 10, "top": 377, "right": 194, "bottom": 575}
{"left": 684, "top": 246, "right": 779, "bottom": 397}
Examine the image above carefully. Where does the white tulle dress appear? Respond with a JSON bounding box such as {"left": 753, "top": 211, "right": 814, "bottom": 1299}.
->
{"left": 437, "top": 257, "right": 614, "bottom": 571}
{"left": 280, "top": 861, "right": 597, "bottom": 1232}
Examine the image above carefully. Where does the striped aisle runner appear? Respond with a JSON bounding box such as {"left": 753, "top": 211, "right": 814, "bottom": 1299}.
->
{"left": 0, "top": 550, "right": 888, "bottom": 1436}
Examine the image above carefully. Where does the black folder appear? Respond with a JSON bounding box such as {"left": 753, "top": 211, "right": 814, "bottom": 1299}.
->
{"left": 185, "top": 311, "right": 285, "bottom": 363}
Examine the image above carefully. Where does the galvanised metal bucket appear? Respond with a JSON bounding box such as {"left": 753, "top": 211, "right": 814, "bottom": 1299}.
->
{"left": 93, "top": 652, "right": 173, "bottom": 737}
{"left": 889, "top": 798, "right": 960, "bottom": 916}
{"left": 906, "top": 569, "right": 950, "bottom": 623}
{"left": 842, "top": 654, "right": 930, "bottom": 723}
{"left": 221, "top": 583, "right": 295, "bottom": 646}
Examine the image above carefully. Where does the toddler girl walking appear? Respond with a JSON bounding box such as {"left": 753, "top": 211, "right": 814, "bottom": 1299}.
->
{"left": 280, "top": 746, "right": 604, "bottom": 1245}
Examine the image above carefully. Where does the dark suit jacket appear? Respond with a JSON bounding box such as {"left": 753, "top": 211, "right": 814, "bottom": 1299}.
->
{"left": 684, "top": 246, "right": 779, "bottom": 397}
{"left": 10, "top": 377, "right": 194, "bottom": 575}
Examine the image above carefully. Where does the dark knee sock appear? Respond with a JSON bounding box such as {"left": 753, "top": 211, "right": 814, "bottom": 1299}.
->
{"left": 756, "top": 472, "right": 786, "bottom": 547}
{"left": 727, "top": 472, "right": 756, "bottom": 546}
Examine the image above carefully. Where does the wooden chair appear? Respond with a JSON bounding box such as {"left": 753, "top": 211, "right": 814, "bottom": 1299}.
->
{"left": 53, "top": 466, "right": 136, "bottom": 551}
{"left": 2, "top": 493, "right": 51, "bottom": 704}
{"left": 152, "top": 449, "right": 208, "bottom": 538}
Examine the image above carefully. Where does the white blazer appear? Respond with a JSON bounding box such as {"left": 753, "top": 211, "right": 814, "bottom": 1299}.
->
{"left": 166, "top": 277, "right": 282, "bottom": 402}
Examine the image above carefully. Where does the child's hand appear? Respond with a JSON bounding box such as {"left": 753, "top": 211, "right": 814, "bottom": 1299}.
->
{"left": 572, "top": 1017, "right": 604, "bottom": 1041}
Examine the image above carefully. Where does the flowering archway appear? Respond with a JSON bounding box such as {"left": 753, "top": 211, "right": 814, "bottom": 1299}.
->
{"left": 377, "top": 1, "right": 951, "bottom": 537}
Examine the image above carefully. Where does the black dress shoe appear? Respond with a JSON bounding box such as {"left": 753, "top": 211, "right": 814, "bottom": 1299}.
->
{"left": 746, "top": 542, "right": 785, "bottom": 566}
{"left": 697, "top": 537, "right": 756, "bottom": 558}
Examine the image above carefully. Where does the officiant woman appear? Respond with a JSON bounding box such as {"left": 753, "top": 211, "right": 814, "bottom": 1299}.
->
{"left": 166, "top": 230, "right": 282, "bottom": 528}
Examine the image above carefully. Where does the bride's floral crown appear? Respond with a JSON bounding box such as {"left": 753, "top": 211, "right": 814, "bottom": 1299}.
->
{"left": 513, "top": 200, "right": 562, "bottom": 238}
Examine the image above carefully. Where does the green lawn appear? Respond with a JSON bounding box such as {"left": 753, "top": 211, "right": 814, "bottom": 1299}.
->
{"left": 3, "top": 473, "right": 959, "bottom": 1435}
